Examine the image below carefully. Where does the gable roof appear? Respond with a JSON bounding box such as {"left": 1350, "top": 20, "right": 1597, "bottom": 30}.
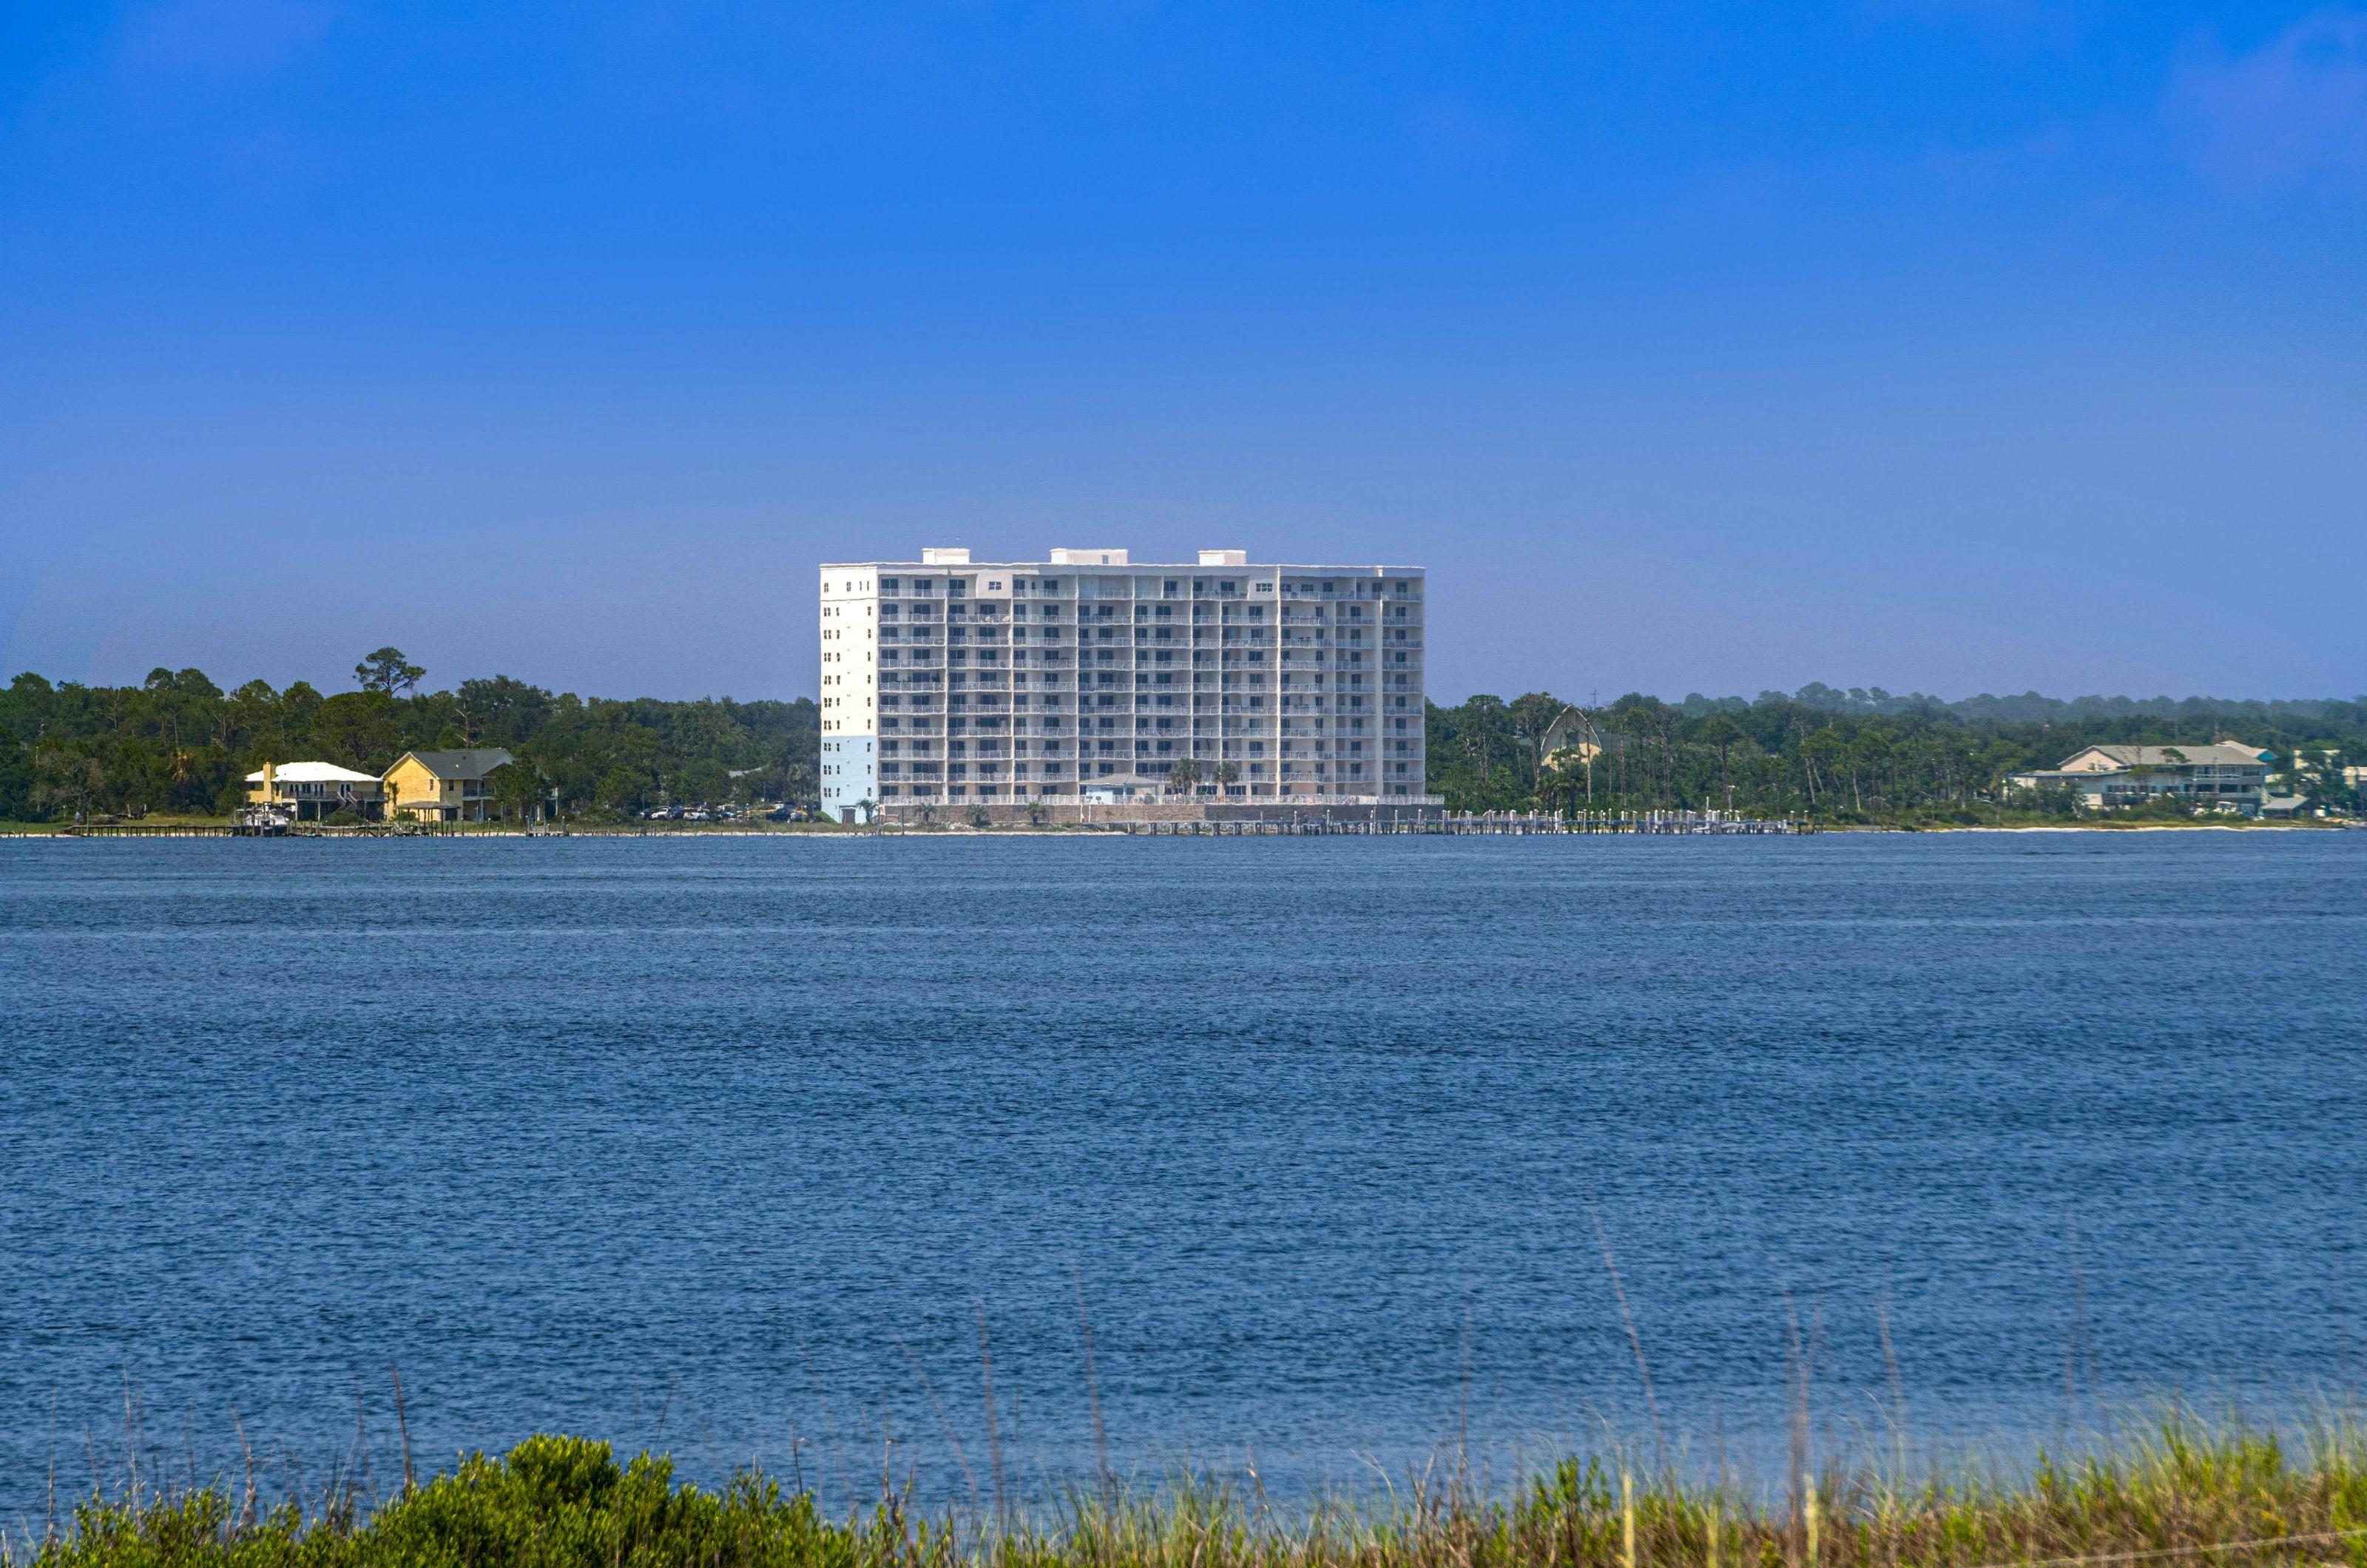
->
{"left": 245, "top": 760, "right": 382, "bottom": 785}
{"left": 1539, "top": 706, "right": 1599, "bottom": 755}
{"left": 2056, "top": 743, "right": 2271, "bottom": 771}
{"left": 389, "top": 747, "right": 516, "bottom": 781}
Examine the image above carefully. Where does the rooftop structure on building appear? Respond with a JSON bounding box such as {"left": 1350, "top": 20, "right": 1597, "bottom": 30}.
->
{"left": 818, "top": 547, "right": 1430, "bottom": 822}
{"left": 245, "top": 760, "right": 382, "bottom": 787}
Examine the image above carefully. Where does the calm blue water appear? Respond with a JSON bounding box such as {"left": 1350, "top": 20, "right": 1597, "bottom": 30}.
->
{"left": 2, "top": 832, "right": 2363, "bottom": 1519}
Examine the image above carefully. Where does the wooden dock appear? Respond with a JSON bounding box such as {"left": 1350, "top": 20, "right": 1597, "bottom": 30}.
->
{"left": 1121, "top": 810, "right": 1808, "bottom": 836}
{"left": 19, "top": 811, "right": 1809, "bottom": 840}
{"left": 59, "top": 823, "right": 243, "bottom": 837}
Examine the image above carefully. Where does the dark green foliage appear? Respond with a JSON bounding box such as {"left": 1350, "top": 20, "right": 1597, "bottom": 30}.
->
{"left": 18, "top": 1436, "right": 868, "bottom": 1568}
{"left": 7, "top": 656, "right": 2357, "bottom": 826}
{"left": 20, "top": 1421, "right": 2367, "bottom": 1568}
{"left": 354, "top": 648, "right": 426, "bottom": 697}
{"left": 1424, "top": 688, "right": 2367, "bottom": 821}
{"left": 0, "top": 668, "right": 819, "bottom": 823}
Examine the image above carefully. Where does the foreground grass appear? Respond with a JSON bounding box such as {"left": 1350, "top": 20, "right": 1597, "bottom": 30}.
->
{"left": 16, "top": 1418, "right": 2367, "bottom": 1568}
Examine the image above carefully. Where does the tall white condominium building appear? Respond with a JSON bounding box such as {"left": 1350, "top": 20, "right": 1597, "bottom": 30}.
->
{"left": 819, "top": 547, "right": 1427, "bottom": 815}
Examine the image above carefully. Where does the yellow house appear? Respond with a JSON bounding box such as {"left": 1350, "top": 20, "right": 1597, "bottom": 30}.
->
{"left": 383, "top": 747, "right": 518, "bottom": 823}
{"left": 246, "top": 760, "right": 385, "bottom": 821}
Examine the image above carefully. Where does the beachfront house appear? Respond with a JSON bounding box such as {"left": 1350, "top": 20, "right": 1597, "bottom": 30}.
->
{"left": 383, "top": 747, "right": 517, "bottom": 823}
{"left": 2009, "top": 742, "right": 2273, "bottom": 814}
{"left": 245, "top": 760, "right": 385, "bottom": 821}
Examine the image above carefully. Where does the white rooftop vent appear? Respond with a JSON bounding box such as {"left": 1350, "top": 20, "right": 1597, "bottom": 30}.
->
{"left": 920, "top": 547, "right": 971, "bottom": 564}
{"left": 1049, "top": 547, "right": 1129, "bottom": 565}
{"left": 1198, "top": 550, "right": 1249, "bottom": 567}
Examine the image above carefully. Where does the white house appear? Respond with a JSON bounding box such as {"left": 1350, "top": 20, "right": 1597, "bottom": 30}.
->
{"left": 246, "top": 761, "right": 386, "bottom": 821}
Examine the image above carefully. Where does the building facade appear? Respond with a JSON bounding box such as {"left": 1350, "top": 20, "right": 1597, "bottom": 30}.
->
{"left": 2008, "top": 742, "right": 2274, "bottom": 814}
{"left": 820, "top": 547, "right": 1428, "bottom": 820}
{"left": 385, "top": 747, "right": 519, "bottom": 822}
{"left": 245, "top": 760, "right": 385, "bottom": 821}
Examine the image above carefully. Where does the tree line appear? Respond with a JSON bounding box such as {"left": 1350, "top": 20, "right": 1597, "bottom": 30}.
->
{"left": 6, "top": 652, "right": 2360, "bottom": 824}
{"left": 1425, "top": 688, "right": 2367, "bottom": 821}
{"left": 0, "top": 651, "right": 818, "bottom": 822}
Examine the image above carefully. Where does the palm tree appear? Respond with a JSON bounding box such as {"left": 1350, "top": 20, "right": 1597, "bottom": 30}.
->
{"left": 1212, "top": 761, "right": 1240, "bottom": 799}
{"left": 1167, "top": 757, "right": 1202, "bottom": 798}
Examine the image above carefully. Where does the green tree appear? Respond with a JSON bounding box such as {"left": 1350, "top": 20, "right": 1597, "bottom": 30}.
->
{"left": 453, "top": 675, "right": 553, "bottom": 746}
{"left": 1797, "top": 727, "right": 1846, "bottom": 813}
{"left": 309, "top": 691, "right": 405, "bottom": 771}
{"left": 30, "top": 744, "right": 105, "bottom": 820}
{"left": 1701, "top": 714, "right": 1743, "bottom": 808}
{"left": 1168, "top": 756, "right": 1202, "bottom": 796}
{"left": 492, "top": 755, "right": 549, "bottom": 823}
{"left": 281, "top": 680, "right": 325, "bottom": 741}
{"left": 1508, "top": 692, "right": 1564, "bottom": 784}
{"left": 354, "top": 646, "right": 425, "bottom": 697}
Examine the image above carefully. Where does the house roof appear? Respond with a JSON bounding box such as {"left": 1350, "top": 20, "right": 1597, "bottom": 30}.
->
{"left": 1539, "top": 706, "right": 1601, "bottom": 755}
{"left": 390, "top": 747, "right": 516, "bottom": 780}
{"left": 2057, "top": 743, "right": 2271, "bottom": 770}
{"left": 245, "top": 761, "right": 382, "bottom": 785}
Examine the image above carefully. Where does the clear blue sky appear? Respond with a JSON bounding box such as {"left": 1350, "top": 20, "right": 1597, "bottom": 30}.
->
{"left": 2, "top": 2, "right": 2362, "bottom": 705}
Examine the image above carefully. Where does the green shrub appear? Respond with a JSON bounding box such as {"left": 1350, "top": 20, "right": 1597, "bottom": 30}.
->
{"left": 20, "top": 1418, "right": 2367, "bottom": 1568}
{"left": 17, "top": 1436, "right": 866, "bottom": 1568}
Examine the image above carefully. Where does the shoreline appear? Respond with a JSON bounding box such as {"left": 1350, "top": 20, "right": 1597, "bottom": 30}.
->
{"left": 2, "top": 819, "right": 2351, "bottom": 840}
